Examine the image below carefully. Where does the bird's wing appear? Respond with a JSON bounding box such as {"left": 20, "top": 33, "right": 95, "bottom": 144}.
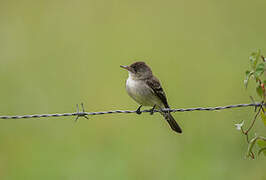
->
{"left": 145, "top": 76, "right": 170, "bottom": 108}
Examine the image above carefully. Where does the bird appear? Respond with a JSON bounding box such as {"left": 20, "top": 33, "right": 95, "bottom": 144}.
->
{"left": 120, "top": 61, "right": 182, "bottom": 133}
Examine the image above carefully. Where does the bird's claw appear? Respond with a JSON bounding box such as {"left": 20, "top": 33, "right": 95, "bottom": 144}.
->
{"left": 150, "top": 105, "right": 156, "bottom": 115}
{"left": 136, "top": 105, "right": 142, "bottom": 115}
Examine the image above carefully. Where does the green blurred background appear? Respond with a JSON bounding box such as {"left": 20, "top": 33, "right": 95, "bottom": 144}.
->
{"left": 0, "top": 0, "right": 265, "bottom": 179}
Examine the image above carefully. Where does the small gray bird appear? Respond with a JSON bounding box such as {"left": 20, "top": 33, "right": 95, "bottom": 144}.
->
{"left": 120, "top": 62, "right": 182, "bottom": 133}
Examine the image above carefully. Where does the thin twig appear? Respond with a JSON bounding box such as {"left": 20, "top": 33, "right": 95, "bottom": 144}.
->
{"left": 244, "top": 104, "right": 263, "bottom": 134}
{"left": 241, "top": 127, "right": 249, "bottom": 143}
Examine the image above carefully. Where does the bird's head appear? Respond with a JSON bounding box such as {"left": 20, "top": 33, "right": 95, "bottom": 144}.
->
{"left": 120, "top": 61, "right": 153, "bottom": 79}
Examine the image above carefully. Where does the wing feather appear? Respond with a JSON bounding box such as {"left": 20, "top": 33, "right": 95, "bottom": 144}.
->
{"left": 145, "top": 76, "right": 169, "bottom": 108}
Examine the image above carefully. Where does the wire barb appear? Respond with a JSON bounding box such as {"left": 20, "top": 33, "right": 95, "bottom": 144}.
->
{"left": 0, "top": 102, "right": 264, "bottom": 120}
{"left": 75, "top": 103, "right": 89, "bottom": 122}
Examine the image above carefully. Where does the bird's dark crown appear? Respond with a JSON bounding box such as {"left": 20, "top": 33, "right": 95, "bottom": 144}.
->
{"left": 129, "top": 61, "right": 152, "bottom": 74}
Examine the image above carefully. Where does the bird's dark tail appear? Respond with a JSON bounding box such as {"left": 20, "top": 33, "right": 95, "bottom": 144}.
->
{"left": 160, "top": 112, "right": 182, "bottom": 133}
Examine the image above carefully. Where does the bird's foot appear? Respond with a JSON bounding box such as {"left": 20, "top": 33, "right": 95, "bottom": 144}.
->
{"left": 136, "top": 105, "right": 142, "bottom": 115}
{"left": 150, "top": 105, "right": 156, "bottom": 115}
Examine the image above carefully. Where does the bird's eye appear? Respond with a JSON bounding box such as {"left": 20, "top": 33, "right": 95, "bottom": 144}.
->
{"left": 132, "top": 66, "right": 137, "bottom": 72}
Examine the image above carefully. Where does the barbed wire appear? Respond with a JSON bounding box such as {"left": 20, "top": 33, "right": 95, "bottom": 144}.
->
{"left": 0, "top": 102, "right": 264, "bottom": 120}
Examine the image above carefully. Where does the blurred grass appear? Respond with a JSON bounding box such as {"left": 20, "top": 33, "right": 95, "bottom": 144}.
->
{"left": 0, "top": 0, "right": 265, "bottom": 179}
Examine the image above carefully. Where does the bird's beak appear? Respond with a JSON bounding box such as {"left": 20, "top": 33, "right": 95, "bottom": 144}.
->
{"left": 120, "top": 65, "right": 130, "bottom": 71}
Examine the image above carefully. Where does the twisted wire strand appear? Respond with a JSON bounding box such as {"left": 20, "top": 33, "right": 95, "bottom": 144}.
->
{"left": 0, "top": 103, "right": 264, "bottom": 120}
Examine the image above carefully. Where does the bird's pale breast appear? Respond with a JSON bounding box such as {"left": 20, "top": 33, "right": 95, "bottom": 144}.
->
{"left": 126, "top": 77, "right": 162, "bottom": 107}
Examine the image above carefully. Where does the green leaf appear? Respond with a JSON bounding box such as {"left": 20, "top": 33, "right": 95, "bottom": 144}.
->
{"left": 254, "top": 63, "right": 265, "bottom": 78}
{"left": 261, "top": 107, "right": 266, "bottom": 126}
{"left": 249, "top": 49, "right": 261, "bottom": 70}
{"left": 246, "top": 136, "right": 257, "bottom": 158}
{"left": 257, "top": 139, "right": 266, "bottom": 156}
{"left": 258, "top": 147, "right": 266, "bottom": 156}
{"left": 244, "top": 71, "right": 253, "bottom": 88}
{"left": 256, "top": 85, "right": 264, "bottom": 98}
{"left": 245, "top": 70, "right": 251, "bottom": 76}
